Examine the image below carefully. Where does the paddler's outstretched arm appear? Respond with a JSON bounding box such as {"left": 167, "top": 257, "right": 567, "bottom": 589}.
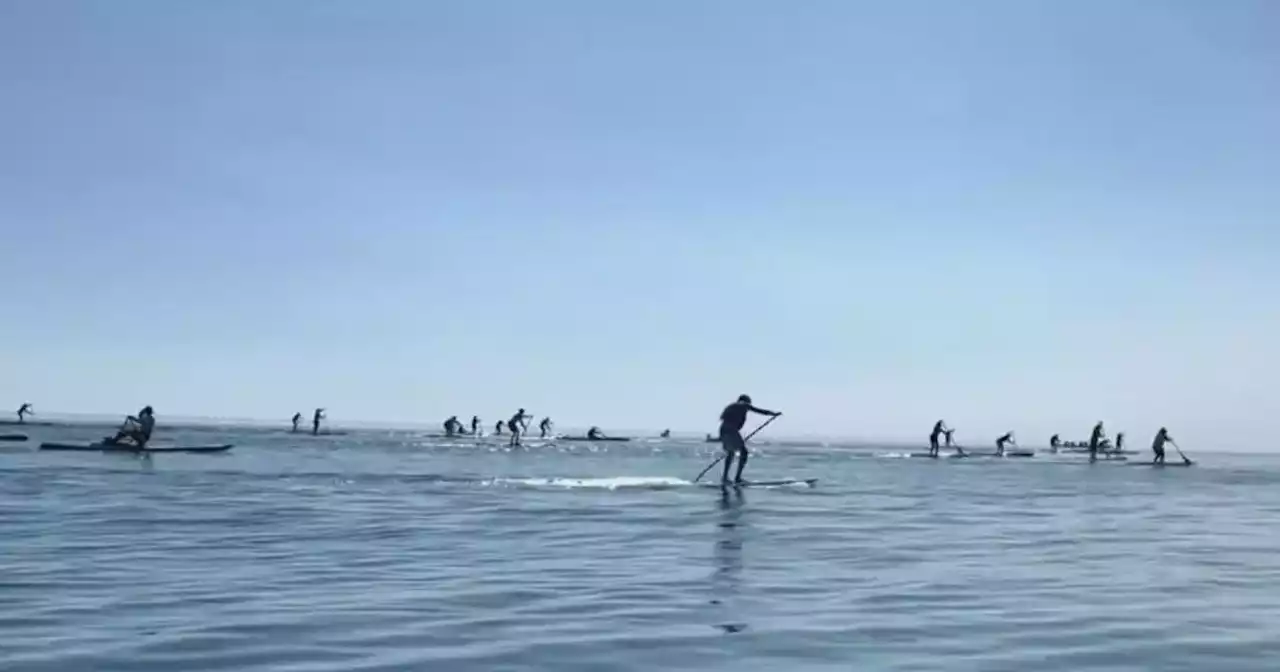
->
{"left": 741, "top": 405, "right": 781, "bottom": 418}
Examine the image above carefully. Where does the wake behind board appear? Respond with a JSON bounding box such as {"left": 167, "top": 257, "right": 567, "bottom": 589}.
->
{"left": 700, "top": 478, "right": 818, "bottom": 488}
{"left": 40, "top": 442, "right": 234, "bottom": 454}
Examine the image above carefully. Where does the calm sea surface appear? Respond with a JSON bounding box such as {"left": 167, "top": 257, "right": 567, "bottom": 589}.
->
{"left": 4, "top": 425, "right": 1280, "bottom": 671}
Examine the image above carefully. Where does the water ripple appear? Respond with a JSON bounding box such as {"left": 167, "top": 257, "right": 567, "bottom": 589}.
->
{"left": 3, "top": 432, "right": 1280, "bottom": 670}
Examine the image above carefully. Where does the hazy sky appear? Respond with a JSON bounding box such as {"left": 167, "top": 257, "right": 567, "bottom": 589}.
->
{"left": 1, "top": 1, "right": 1276, "bottom": 448}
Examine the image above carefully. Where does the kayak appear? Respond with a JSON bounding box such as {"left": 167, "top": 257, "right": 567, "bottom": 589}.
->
{"left": 40, "top": 442, "right": 234, "bottom": 454}
{"left": 555, "top": 436, "right": 632, "bottom": 442}
{"left": 0, "top": 434, "right": 27, "bottom": 442}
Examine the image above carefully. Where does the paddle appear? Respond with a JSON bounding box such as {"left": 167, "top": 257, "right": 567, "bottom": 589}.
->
{"left": 1171, "top": 440, "right": 1193, "bottom": 466}
{"left": 694, "top": 414, "right": 780, "bottom": 482}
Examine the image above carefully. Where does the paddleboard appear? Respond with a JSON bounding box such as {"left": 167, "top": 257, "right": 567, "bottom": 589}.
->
{"left": 0, "top": 434, "right": 28, "bottom": 442}
{"left": 40, "top": 442, "right": 234, "bottom": 454}
{"left": 909, "top": 452, "right": 967, "bottom": 459}
{"left": 1130, "top": 461, "right": 1193, "bottom": 468}
{"left": 0, "top": 420, "right": 53, "bottom": 427}
{"left": 555, "top": 436, "right": 632, "bottom": 442}
{"left": 701, "top": 478, "right": 818, "bottom": 488}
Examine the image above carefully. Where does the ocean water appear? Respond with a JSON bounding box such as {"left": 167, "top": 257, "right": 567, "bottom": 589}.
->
{"left": 4, "top": 425, "right": 1280, "bottom": 671}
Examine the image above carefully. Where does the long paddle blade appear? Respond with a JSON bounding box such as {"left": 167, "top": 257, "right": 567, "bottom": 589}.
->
{"left": 1172, "top": 441, "right": 1193, "bottom": 465}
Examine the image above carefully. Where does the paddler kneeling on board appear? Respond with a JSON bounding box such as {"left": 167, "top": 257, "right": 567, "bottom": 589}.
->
{"left": 719, "top": 395, "right": 781, "bottom": 486}
{"left": 587, "top": 426, "right": 605, "bottom": 440}
{"left": 106, "top": 406, "right": 155, "bottom": 449}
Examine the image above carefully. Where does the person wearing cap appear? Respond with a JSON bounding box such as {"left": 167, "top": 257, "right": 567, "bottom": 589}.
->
{"left": 718, "top": 394, "right": 781, "bottom": 485}
{"left": 107, "top": 405, "right": 155, "bottom": 448}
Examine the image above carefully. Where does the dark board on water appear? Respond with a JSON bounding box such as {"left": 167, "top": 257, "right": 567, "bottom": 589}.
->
{"left": 40, "top": 443, "right": 234, "bottom": 454}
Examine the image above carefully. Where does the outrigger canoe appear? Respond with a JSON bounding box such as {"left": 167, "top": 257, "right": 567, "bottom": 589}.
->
{"left": 40, "top": 442, "right": 234, "bottom": 454}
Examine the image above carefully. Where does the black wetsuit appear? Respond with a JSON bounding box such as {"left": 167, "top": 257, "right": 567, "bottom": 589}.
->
{"left": 540, "top": 419, "right": 551, "bottom": 438}
{"left": 1089, "top": 423, "right": 1104, "bottom": 462}
{"left": 472, "top": 417, "right": 480, "bottom": 435}
{"left": 718, "top": 401, "right": 776, "bottom": 484}
{"left": 1152, "top": 430, "right": 1170, "bottom": 464}
{"left": 312, "top": 410, "right": 324, "bottom": 435}
{"left": 930, "top": 422, "right": 946, "bottom": 456}
{"left": 291, "top": 413, "right": 302, "bottom": 432}
{"left": 508, "top": 412, "right": 528, "bottom": 445}
{"left": 996, "top": 433, "right": 1013, "bottom": 456}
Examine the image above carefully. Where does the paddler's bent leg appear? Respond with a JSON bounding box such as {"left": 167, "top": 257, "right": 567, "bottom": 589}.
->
{"left": 733, "top": 444, "right": 750, "bottom": 484}
{"left": 720, "top": 430, "right": 745, "bottom": 485}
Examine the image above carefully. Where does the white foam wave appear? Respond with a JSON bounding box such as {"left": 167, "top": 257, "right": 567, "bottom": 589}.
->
{"left": 490, "top": 476, "right": 691, "bottom": 490}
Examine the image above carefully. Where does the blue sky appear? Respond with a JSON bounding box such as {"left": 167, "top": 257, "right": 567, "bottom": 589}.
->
{"left": 1, "top": 1, "right": 1276, "bottom": 448}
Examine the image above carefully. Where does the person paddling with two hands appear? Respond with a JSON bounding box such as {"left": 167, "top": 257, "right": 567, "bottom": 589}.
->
{"left": 718, "top": 394, "right": 781, "bottom": 486}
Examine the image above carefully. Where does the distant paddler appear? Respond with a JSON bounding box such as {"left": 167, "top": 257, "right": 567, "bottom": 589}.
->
{"left": 471, "top": 416, "right": 480, "bottom": 436}
{"left": 1089, "top": 421, "right": 1106, "bottom": 462}
{"left": 105, "top": 406, "right": 156, "bottom": 449}
{"left": 586, "top": 426, "right": 606, "bottom": 440}
{"left": 996, "top": 431, "right": 1017, "bottom": 457}
{"left": 1050, "top": 434, "right": 1061, "bottom": 452}
{"left": 17, "top": 403, "right": 33, "bottom": 423}
{"left": 660, "top": 429, "right": 671, "bottom": 438}
{"left": 539, "top": 417, "right": 553, "bottom": 438}
{"left": 312, "top": 408, "right": 326, "bottom": 435}
{"left": 929, "top": 420, "right": 950, "bottom": 457}
{"left": 1113, "top": 432, "right": 1126, "bottom": 455}
{"left": 444, "top": 416, "right": 464, "bottom": 436}
{"left": 944, "top": 428, "right": 956, "bottom": 448}
{"left": 291, "top": 412, "right": 303, "bottom": 433}
{"left": 718, "top": 394, "right": 781, "bottom": 485}
{"left": 494, "top": 420, "right": 503, "bottom": 436}
{"left": 507, "top": 408, "right": 531, "bottom": 446}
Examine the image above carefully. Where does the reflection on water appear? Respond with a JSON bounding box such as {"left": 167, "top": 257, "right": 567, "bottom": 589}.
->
{"left": 712, "top": 487, "right": 748, "bottom": 634}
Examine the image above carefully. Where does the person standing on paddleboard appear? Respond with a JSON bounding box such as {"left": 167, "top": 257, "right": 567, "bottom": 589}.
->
{"left": 539, "top": 417, "right": 553, "bottom": 438}
{"left": 508, "top": 408, "right": 531, "bottom": 446}
{"left": 1152, "top": 427, "right": 1173, "bottom": 464}
{"left": 996, "top": 431, "right": 1016, "bottom": 457}
{"left": 719, "top": 395, "right": 781, "bottom": 485}
{"left": 17, "top": 403, "right": 33, "bottom": 423}
{"left": 1050, "top": 434, "right": 1061, "bottom": 452}
{"left": 1114, "top": 432, "right": 1126, "bottom": 455}
{"left": 471, "top": 416, "right": 480, "bottom": 436}
{"left": 1089, "top": 421, "right": 1106, "bottom": 462}
{"left": 312, "top": 408, "right": 326, "bottom": 435}
{"left": 944, "top": 428, "right": 956, "bottom": 448}
{"left": 929, "top": 420, "right": 950, "bottom": 457}
{"left": 291, "top": 412, "right": 302, "bottom": 433}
